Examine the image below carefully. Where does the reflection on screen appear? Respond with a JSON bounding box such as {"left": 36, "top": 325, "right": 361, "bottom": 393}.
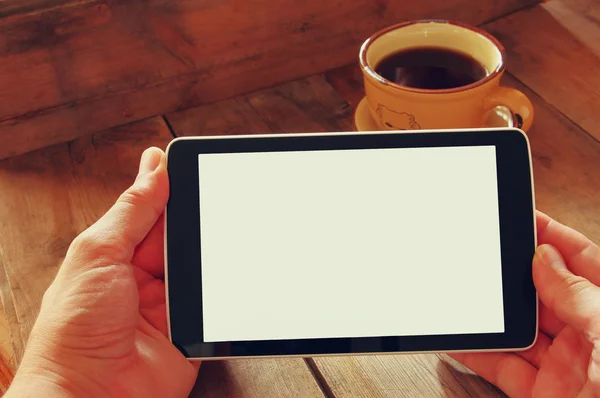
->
{"left": 198, "top": 146, "right": 504, "bottom": 343}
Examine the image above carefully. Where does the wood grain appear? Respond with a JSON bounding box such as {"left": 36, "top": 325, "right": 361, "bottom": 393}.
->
{"left": 484, "top": 0, "right": 600, "bottom": 141}
{"left": 191, "top": 359, "right": 324, "bottom": 398}
{"left": 0, "top": 297, "right": 14, "bottom": 395}
{"left": 166, "top": 97, "right": 272, "bottom": 137}
{"left": 245, "top": 75, "right": 354, "bottom": 134}
{"left": 325, "top": 65, "right": 365, "bottom": 110}
{"left": 0, "top": 117, "right": 324, "bottom": 397}
{"left": 313, "top": 355, "right": 504, "bottom": 397}
{"left": 167, "top": 74, "right": 354, "bottom": 136}
{"left": 0, "top": 0, "right": 82, "bottom": 18}
{"left": 0, "top": 0, "right": 537, "bottom": 158}
{"left": 503, "top": 74, "right": 600, "bottom": 242}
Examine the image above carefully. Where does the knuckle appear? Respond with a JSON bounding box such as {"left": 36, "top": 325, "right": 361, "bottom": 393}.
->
{"left": 549, "top": 275, "right": 586, "bottom": 311}
{"left": 560, "top": 275, "right": 589, "bottom": 294}
{"left": 581, "top": 240, "right": 600, "bottom": 261}
{"left": 68, "top": 232, "right": 123, "bottom": 262}
{"left": 554, "top": 275, "right": 590, "bottom": 304}
{"left": 553, "top": 275, "right": 600, "bottom": 334}
{"left": 41, "top": 283, "right": 56, "bottom": 306}
{"left": 588, "top": 320, "right": 600, "bottom": 343}
{"left": 69, "top": 233, "right": 98, "bottom": 254}
{"left": 117, "top": 185, "right": 161, "bottom": 219}
{"left": 118, "top": 186, "right": 149, "bottom": 208}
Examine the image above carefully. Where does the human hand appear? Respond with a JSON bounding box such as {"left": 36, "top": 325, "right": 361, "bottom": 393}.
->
{"left": 451, "top": 211, "right": 600, "bottom": 397}
{"left": 6, "top": 148, "right": 198, "bottom": 398}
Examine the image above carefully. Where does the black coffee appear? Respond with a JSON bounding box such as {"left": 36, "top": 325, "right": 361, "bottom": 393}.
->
{"left": 374, "top": 47, "right": 487, "bottom": 90}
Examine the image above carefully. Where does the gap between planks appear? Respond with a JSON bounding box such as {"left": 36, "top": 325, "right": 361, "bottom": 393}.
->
{"left": 161, "top": 116, "right": 178, "bottom": 139}
{"left": 305, "top": 358, "right": 336, "bottom": 398}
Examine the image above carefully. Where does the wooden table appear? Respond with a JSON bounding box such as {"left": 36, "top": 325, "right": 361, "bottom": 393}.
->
{"left": 0, "top": 0, "right": 599, "bottom": 396}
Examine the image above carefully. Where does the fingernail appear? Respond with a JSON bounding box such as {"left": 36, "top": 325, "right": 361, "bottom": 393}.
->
{"left": 536, "top": 244, "right": 566, "bottom": 270}
{"left": 138, "top": 148, "right": 162, "bottom": 175}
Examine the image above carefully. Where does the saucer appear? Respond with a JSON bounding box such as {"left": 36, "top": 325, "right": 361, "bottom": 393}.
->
{"left": 354, "top": 97, "right": 514, "bottom": 131}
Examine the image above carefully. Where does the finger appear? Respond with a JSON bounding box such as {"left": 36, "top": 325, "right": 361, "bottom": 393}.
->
{"left": 449, "top": 352, "right": 536, "bottom": 397}
{"left": 533, "top": 244, "right": 600, "bottom": 335}
{"left": 539, "top": 301, "right": 565, "bottom": 338}
{"left": 134, "top": 267, "right": 168, "bottom": 336}
{"left": 140, "top": 300, "right": 168, "bottom": 337}
{"left": 535, "top": 210, "right": 552, "bottom": 237}
{"left": 190, "top": 361, "right": 202, "bottom": 370}
{"left": 515, "top": 331, "right": 552, "bottom": 369}
{"left": 71, "top": 147, "right": 169, "bottom": 264}
{"left": 132, "top": 214, "right": 165, "bottom": 279}
{"left": 536, "top": 211, "right": 600, "bottom": 286}
{"left": 581, "top": 344, "right": 600, "bottom": 396}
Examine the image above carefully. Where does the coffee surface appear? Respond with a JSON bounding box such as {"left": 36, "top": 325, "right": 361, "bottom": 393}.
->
{"left": 374, "top": 47, "right": 488, "bottom": 90}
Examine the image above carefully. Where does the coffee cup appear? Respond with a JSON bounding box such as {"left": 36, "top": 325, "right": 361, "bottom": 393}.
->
{"left": 359, "top": 20, "right": 534, "bottom": 131}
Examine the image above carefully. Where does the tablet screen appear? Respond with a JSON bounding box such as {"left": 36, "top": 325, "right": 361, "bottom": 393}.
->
{"left": 197, "top": 145, "right": 504, "bottom": 343}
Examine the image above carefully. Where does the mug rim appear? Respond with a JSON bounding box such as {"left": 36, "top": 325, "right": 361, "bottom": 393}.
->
{"left": 359, "top": 19, "right": 507, "bottom": 94}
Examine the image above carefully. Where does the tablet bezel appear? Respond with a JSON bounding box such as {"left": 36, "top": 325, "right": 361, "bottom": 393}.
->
{"left": 165, "top": 128, "right": 537, "bottom": 359}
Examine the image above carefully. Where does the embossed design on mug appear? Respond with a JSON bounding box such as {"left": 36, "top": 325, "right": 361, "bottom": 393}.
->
{"left": 377, "top": 104, "right": 421, "bottom": 130}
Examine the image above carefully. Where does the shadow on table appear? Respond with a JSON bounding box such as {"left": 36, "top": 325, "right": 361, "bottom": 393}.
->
{"left": 189, "top": 361, "right": 242, "bottom": 398}
{"left": 437, "top": 356, "right": 507, "bottom": 398}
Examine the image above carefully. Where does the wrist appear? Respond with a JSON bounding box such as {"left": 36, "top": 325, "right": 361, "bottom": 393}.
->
{"left": 7, "top": 367, "right": 79, "bottom": 398}
{"left": 8, "top": 349, "right": 107, "bottom": 398}
{"left": 9, "top": 306, "right": 113, "bottom": 398}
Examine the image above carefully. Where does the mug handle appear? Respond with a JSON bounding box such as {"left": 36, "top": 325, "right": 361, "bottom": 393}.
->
{"left": 484, "top": 87, "right": 534, "bottom": 131}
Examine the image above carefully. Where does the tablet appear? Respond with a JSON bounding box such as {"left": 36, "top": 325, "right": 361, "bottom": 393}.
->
{"left": 165, "top": 128, "right": 537, "bottom": 360}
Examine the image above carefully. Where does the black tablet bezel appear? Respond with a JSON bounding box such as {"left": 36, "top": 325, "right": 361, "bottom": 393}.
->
{"left": 166, "top": 129, "right": 536, "bottom": 359}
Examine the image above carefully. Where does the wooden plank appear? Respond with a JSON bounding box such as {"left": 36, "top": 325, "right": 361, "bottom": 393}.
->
{"left": 484, "top": 0, "right": 600, "bottom": 141}
{"left": 0, "top": 294, "right": 15, "bottom": 395}
{"left": 0, "top": 254, "right": 18, "bottom": 396}
{"left": 0, "top": 0, "right": 84, "bottom": 18}
{"left": 506, "top": 75, "right": 600, "bottom": 242}
{"left": 166, "top": 97, "right": 272, "bottom": 137}
{"left": 0, "top": 117, "right": 324, "bottom": 396}
{"left": 0, "top": 73, "right": 204, "bottom": 159}
{"left": 313, "top": 355, "right": 504, "bottom": 397}
{"left": 325, "top": 65, "right": 365, "bottom": 110}
{"left": 245, "top": 75, "right": 354, "bottom": 133}
{"left": 191, "top": 359, "right": 324, "bottom": 398}
{"left": 0, "top": 0, "right": 538, "bottom": 159}
{"left": 167, "top": 74, "right": 354, "bottom": 136}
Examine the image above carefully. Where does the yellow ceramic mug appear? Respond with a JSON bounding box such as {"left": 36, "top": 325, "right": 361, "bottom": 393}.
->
{"left": 359, "top": 20, "right": 534, "bottom": 131}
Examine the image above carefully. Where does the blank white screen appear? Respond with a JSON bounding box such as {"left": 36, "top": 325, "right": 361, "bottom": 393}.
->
{"left": 198, "top": 146, "right": 504, "bottom": 343}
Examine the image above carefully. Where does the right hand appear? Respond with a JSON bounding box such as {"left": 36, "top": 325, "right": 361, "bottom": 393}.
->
{"left": 451, "top": 211, "right": 600, "bottom": 397}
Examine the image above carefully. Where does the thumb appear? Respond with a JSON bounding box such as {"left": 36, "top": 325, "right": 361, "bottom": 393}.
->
{"left": 68, "top": 147, "right": 169, "bottom": 264}
{"left": 533, "top": 244, "right": 600, "bottom": 335}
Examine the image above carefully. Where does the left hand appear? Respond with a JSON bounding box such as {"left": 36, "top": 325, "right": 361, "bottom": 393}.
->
{"left": 6, "top": 147, "right": 198, "bottom": 398}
